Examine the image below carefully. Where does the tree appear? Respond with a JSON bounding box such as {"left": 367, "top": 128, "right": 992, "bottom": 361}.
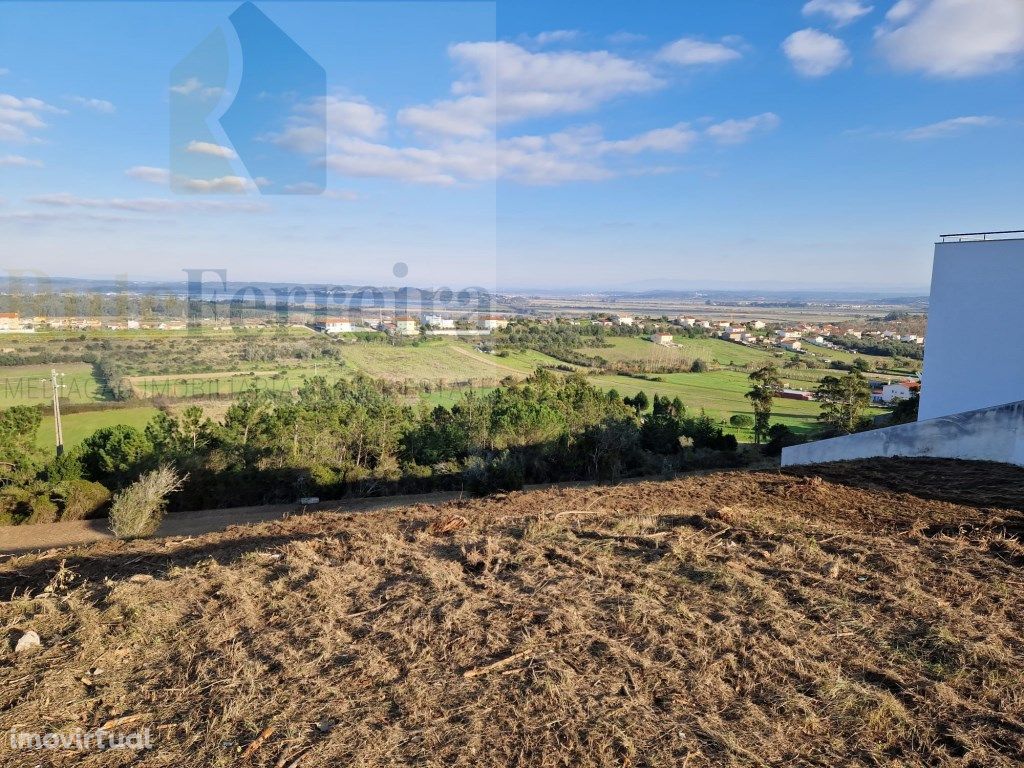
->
{"left": 746, "top": 365, "right": 782, "bottom": 445}
{"left": 815, "top": 372, "right": 872, "bottom": 434}
{"left": 81, "top": 425, "right": 153, "bottom": 488}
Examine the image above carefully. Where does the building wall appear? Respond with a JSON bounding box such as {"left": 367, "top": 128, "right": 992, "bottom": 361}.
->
{"left": 920, "top": 238, "right": 1024, "bottom": 420}
{"left": 782, "top": 399, "right": 1024, "bottom": 468}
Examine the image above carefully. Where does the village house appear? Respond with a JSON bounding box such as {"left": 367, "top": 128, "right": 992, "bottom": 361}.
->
{"left": 422, "top": 314, "right": 455, "bottom": 329}
{"left": 0, "top": 312, "right": 21, "bottom": 331}
{"left": 313, "top": 317, "right": 353, "bottom": 334}
{"left": 781, "top": 340, "right": 803, "bottom": 352}
{"left": 779, "top": 388, "right": 814, "bottom": 401}
{"left": 775, "top": 329, "right": 801, "bottom": 340}
{"left": 614, "top": 315, "right": 634, "bottom": 327}
{"left": 650, "top": 332, "right": 674, "bottom": 345}
{"left": 750, "top": 320, "right": 766, "bottom": 330}
{"left": 478, "top": 315, "right": 510, "bottom": 331}
{"left": 395, "top": 317, "right": 419, "bottom": 335}
{"left": 677, "top": 317, "right": 696, "bottom": 327}
{"left": 881, "top": 381, "right": 919, "bottom": 403}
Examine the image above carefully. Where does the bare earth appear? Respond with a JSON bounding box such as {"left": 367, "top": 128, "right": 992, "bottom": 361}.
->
{"left": 1, "top": 458, "right": 1023, "bottom": 767}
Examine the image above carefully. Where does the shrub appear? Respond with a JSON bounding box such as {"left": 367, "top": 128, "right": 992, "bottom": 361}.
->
{"left": 57, "top": 479, "right": 112, "bottom": 521}
{"left": 690, "top": 359, "right": 709, "bottom": 373}
{"left": 108, "top": 466, "right": 187, "bottom": 539}
{"left": 729, "top": 414, "right": 754, "bottom": 428}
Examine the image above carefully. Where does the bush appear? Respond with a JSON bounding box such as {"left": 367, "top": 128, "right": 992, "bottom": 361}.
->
{"left": 57, "top": 479, "right": 112, "bottom": 521}
{"left": 109, "top": 466, "right": 187, "bottom": 539}
{"left": 729, "top": 414, "right": 754, "bottom": 428}
{"left": 690, "top": 359, "right": 709, "bottom": 373}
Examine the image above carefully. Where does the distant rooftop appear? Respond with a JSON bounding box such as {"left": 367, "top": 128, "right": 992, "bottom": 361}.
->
{"left": 939, "top": 230, "right": 1024, "bottom": 243}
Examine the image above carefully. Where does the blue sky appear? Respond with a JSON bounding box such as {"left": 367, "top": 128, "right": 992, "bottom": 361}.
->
{"left": 1, "top": 0, "right": 1022, "bottom": 292}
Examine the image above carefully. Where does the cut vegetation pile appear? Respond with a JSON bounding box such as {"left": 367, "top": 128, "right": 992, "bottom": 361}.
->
{"left": 2, "top": 458, "right": 1023, "bottom": 767}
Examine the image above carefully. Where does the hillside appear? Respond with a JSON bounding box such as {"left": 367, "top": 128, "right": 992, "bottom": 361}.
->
{"left": 2, "top": 459, "right": 1023, "bottom": 767}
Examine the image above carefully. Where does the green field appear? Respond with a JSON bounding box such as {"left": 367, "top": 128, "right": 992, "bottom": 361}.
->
{"left": 578, "top": 336, "right": 781, "bottom": 368}
{"left": 127, "top": 364, "right": 349, "bottom": 399}
{"left": 588, "top": 369, "right": 884, "bottom": 438}
{"left": 340, "top": 341, "right": 526, "bottom": 383}
{"left": 0, "top": 363, "right": 106, "bottom": 408}
{"left": 35, "top": 406, "right": 160, "bottom": 451}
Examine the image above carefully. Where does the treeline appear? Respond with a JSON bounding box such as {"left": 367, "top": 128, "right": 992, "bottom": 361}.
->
{"left": 829, "top": 336, "right": 924, "bottom": 361}
{"left": 0, "top": 371, "right": 749, "bottom": 526}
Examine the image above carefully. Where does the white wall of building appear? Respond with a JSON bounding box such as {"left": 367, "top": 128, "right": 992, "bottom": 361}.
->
{"left": 920, "top": 238, "right": 1024, "bottom": 420}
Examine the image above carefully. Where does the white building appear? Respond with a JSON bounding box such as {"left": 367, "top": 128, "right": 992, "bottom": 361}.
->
{"left": 677, "top": 317, "right": 696, "bottom": 327}
{"left": 751, "top": 320, "right": 766, "bottom": 330}
{"left": 651, "top": 332, "right": 673, "bottom": 345}
{"left": 315, "top": 317, "right": 353, "bottom": 334}
{"left": 881, "top": 382, "right": 916, "bottom": 403}
{"left": 422, "top": 314, "right": 455, "bottom": 329}
{"left": 395, "top": 317, "right": 419, "bottom": 335}
{"left": 478, "top": 315, "right": 509, "bottom": 331}
{"left": 0, "top": 312, "right": 21, "bottom": 331}
{"left": 781, "top": 340, "right": 803, "bottom": 352}
{"left": 614, "top": 315, "right": 634, "bottom": 326}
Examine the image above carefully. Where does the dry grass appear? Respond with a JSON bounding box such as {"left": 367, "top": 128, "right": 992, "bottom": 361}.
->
{"left": 1, "top": 458, "right": 1023, "bottom": 767}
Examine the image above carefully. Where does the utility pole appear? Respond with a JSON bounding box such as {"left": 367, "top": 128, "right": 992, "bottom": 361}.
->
{"left": 45, "top": 369, "right": 66, "bottom": 457}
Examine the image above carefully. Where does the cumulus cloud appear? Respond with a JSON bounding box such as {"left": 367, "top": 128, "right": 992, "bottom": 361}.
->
{"left": 706, "top": 113, "right": 782, "bottom": 144}
{"left": 170, "top": 77, "right": 224, "bottom": 99}
{"left": 803, "top": 0, "right": 874, "bottom": 27}
{"left": 0, "top": 154, "right": 43, "bottom": 167}
{"left": 875, "top": 0, "right": 1024, "bottom": 77}
{"left": 272, "top": 96, "right": 386, "bottom": 154}
{"left": 397, "top": 41, "right": 662, "bottom": 138}
{"left": 68, "top": 96, "right": 116, "bottom": 114}
{"left": 0, "top": 93, "right": 64, "bottom": 142}
{"left": 657, "top": 37, "right": 744, "bottom": 66}
{"left": 782, "top": 29, "right": 852, "bottom": 76}
{"left": 185, "top": 140, "right": 237, "bottom": 159}
{"left": 898, "top": 115, "right": 1001, "bottom": 139}
{"left": 125, "top": 166, "right": 171, "bottom": 184}
{"left": 179, "top": 175, "right": 254, "bottom": 193}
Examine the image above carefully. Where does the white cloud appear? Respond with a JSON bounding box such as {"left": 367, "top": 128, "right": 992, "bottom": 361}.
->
{"left": 782, "top": 29, "right": 852, "bottom": 76}
{"left": 68, "top": 96, "right": 116, "bottom": 114}
{"left": 272, "top": 96, "right": 387, "bottom": 153}
{"left": 898, "top": 115, "right": 1001, "bottom": 139}
{"left": 0, "top": 154, "right": 43, "bottom": 167}
{"left": 170, "top": 77, "right": 224, "bottom": 99}
{"left": 28, "top": 192, "right": 267, "bottom": 214}
{"left": 657, "top": 37, "right": 743, "bottom": 66}
{"left": 803, "top": 0, "right": 874, "bottom": 27}
{"left": 533, "top": 30, "right": 580, "bottom": 46}
{"left": 0, "top": 93, "right": 64, "bottom": 142}
{"left": 179, "top": 175, "right": 254, "bottom": 193}
{"left": 706, "top": 113, "right": 782, "bottom": 144}
{"left": 875, "top": 0, "right": 1024, "bottom": 77}
{"left": 125, "top": 166, "right": 171, "bottom": 184}
{"left": 397, "top": 41, "right": 662, "bottom": 138}
{"left": 186, "top": 140, "right": 237, "bottom": 159}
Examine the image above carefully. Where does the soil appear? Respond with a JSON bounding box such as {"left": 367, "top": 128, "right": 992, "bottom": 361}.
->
{"left": 1, "top": 457, "right": 1023, "bottom": 767}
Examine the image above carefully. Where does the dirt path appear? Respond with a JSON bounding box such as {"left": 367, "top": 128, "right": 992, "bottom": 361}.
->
{"left": 0, "top": 491, "right": 463, "bottom": 556}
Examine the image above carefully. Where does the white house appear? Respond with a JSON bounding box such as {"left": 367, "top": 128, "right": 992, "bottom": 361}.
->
{"left": 677, "top": 317, "right": 696, "bottom": 327}
{"left": 781, "top": 340, "right": 803, "bottom": 352}
{"left": 422, "top": 314, "right": 455, "bottom": 329}
{"left": 0, "top": 312, "right": 21, "bottom": 331}
{"left": 395, "top": 317, "right": 419, "bottom": 335}
{"left": 775, "top": 330, "right": 801, "bottom": 340}
{"left": 881, "top": 382, "right": 916, "bottom": 403}
{"left": 751, "top": 320, "right": 766, "bottom": 330}
{"left": 614, "top": 315, "right": 634, "bottom": 326}
{"left": 478, "top": 315, "right": 509, "bottom": 331}
{"left": 650, "top": 332, "right": 673, "bottom": 345}
{"left": 315, "top": 317, "right": 353, "bottom": 334}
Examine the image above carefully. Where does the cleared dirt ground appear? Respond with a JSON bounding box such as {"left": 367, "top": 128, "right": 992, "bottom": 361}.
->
{"left": 2, "top": 458, "right": 1023, "bottom": 767}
